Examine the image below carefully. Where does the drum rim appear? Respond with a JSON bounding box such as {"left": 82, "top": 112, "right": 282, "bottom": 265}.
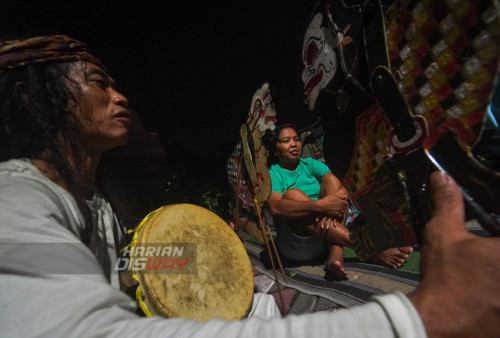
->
{"left": 127, "top": 203, "right": 254, "bottom": 320}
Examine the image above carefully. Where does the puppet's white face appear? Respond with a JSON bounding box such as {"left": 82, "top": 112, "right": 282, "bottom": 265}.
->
{"left": 302, "top": 13, "right": 338, "bottom": 111}
{"left": 250, "top": 83, "right": 276, "bottom": 132}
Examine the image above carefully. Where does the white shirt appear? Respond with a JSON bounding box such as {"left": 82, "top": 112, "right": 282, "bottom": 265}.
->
{"left": 0, "top": 159, "right": 426, "bottom": 337}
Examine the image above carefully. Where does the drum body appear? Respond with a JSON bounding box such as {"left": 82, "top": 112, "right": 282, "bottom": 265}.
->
{"left": 129, "top": 204, "right": 254, "bottom": 321}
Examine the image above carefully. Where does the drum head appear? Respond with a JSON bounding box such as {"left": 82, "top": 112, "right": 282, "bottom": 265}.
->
{"left": 132, "top": 204, "right": 254, "bottom": 321}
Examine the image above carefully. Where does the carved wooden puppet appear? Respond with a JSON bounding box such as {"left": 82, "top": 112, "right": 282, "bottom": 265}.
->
{"left": 302, "top": 0, "right": 500, "bottom": 259}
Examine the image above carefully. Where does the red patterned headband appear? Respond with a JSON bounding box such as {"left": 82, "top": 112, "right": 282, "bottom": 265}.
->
{"left": 0, "top": 35, "right": 105, "bottom": 71}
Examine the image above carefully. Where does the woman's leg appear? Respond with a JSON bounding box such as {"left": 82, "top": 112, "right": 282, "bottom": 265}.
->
{"left": 325, "top": 244, "right": 349, "bottom": 280}
{"left": 317, "top": 178, "right": 351, "bottom": 246}
{"left": 281, "top": 186, "right": 412, "bottom": 270}
{"left": 274, "top": 189, "right": 327, "bottom": 262}
{"left": 281, "top": 188, "right": 350, "bottom": 246}
{"left": 280, "top": 188, "right": 350, "bottom": 280}
{"left": 280, "top": 188, "right": 315, "bottom": 237}
{"left": 319, "top": 179, "right": 414, "bottom": 269}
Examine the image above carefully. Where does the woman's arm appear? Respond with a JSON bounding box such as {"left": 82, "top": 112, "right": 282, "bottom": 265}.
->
{"left": 266, "top": 190, "right": 348, "bottom": 219}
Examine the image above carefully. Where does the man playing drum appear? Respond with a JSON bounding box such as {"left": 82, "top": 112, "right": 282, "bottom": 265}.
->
{"left": 1, "top": 34, "right": 500, "bottom": 337}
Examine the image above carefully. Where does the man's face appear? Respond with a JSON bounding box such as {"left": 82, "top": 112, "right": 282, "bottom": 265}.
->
{"left": 71, "top": 61, "right": 131, "bottom": 155}
{"left": 302, "top": 13, "right": 339, "bottom": 111}
{"left": 275, "top": 127, "right": 302, "bottom": 164}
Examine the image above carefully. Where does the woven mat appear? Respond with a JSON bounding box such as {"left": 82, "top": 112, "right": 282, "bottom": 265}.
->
{"left": 244, "top": 219, "right": 491, "bottom": 310}
{"left": 244, "top": 237, "right": 420, "bottom": 308}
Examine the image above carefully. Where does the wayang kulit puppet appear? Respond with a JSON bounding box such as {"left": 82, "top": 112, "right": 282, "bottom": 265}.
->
{"left": 302, "top": 0, "right": 500, "bottom": 259}
{"left": 226, "top": 83, "right": 277, "bottom": 242}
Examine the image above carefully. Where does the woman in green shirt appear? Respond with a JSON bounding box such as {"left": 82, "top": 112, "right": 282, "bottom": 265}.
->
{"left": 266, "top": 124, "right": 413, "bottom": 280}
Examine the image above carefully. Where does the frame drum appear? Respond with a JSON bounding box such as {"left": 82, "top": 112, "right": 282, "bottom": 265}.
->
{"left": 128, "top": 204, "right": 254, "bottom": 321}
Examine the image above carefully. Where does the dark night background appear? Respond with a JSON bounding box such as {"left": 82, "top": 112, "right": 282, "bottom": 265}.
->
{"left": 2, "top": 0, "right": 319, "bottom": 153}
{"left": 2, "top": 1, "right": 500, "bottom": 221}
{"left": 1, "top": 0, "right": 322, "bottom": 216}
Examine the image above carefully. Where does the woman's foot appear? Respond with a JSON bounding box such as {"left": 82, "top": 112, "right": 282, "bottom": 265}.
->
{"left": 324, "top": 245, "right": 349, "bottom": 280}
{"left": 369, "top": 246, "right": 414, "bottom": 269}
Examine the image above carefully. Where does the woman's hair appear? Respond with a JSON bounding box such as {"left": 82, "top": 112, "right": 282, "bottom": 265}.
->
{"left": 0, "top": 60, "right": 96, "bottom": 241}
{"left": 263, "top": 123, "right": 300, "bottom": 165}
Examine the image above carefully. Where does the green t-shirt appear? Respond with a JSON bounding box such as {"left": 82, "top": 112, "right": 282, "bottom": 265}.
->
{"left": 269, "top": 158, "right": 331, "bottom": 200}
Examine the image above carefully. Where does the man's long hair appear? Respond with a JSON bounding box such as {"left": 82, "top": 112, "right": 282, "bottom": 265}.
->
{"left": 0, "top": 61, "right": 94, "bottom": 241}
